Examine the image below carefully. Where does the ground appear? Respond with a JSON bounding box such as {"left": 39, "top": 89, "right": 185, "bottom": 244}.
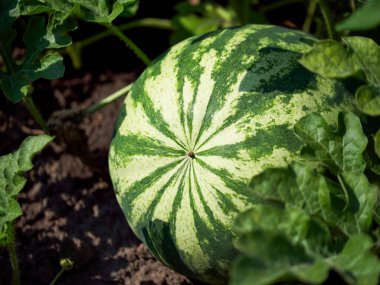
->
{"left": 0, "top": 68, "right": 201, "bottom": 285}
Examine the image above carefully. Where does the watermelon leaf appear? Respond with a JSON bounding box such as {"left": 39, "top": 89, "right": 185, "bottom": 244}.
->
{"left": 335, "top": 0, "right": 380, "bottom": 32}
{"left": 247, "top": 161, "right": 361, "bottom": 236}
{"left": 19, "top": 0, "right": 139, "bottom": 23}
{"left": 356, "top": 85, "right": 380, "bottom": 116}
{"left": 331, "top": 234, "right": 380, "bottom": 285}
{"left": 0, "top": 135, "right": 52, "bottom": 245}
{"left": 299, "top": 39, "right": 364, "bottom": 79}
{"left": 0, "top": 11, "right": 75, "bottom": 102}
{"left": 375, "top": 129, "right": 380, "bottom": 159}
{"left": 299, "top": 37, "right": 380, "bottom": 84}
{"left": 0, "top": 0, "right": 139, "bottom": 103}
{"left": 232, "top": 111, "right": 380, "bottom": 284}
{"left": 231, "top": 228, "right": 380, "bottom": 285}
{"left": 295, "top": 112, "right": 377, "bottom": 233}
{"left": 299, "top": 37, "right": 380, "bottom": 117}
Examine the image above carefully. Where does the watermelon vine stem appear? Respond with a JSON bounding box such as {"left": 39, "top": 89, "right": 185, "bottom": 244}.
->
{"left": 303, "top": 0, "right": 317, "bottom": 33}
{"left": 64, "top": 18, "right": 173, "bottom": 69}
{"left": 24, "top": 92, "right": 48, "bottom": 131}
{"left": 317, "top": 0, "right": 337, "bottom": 40}
{"left": 7, "top": 223, "right": 20, "bottom": 285}
{"left": 0, "top": 41, "right": 17, "bottom": 76}
{"left": 85, "top": 82, "right": 134, "bottom": 115}
{"left": 349, "top": 0, "right": 356, "bottom": 11}
{"left": 103, "top": 23, "right": 151, "bottom": 65}
{"left": 49, "top": 259, "right": 73, "bottom": 285}
{"left": 82, "top": 18, "right": 173, "bottom": 49}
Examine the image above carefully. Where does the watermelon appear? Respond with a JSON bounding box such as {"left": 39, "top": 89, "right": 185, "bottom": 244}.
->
{"left": 108, "top": 25, "right": 353, "bottom": 284}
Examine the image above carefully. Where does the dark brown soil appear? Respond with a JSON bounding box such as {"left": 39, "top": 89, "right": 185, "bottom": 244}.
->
{"left": 0, "top": 70, "right": 195, "bottom": 285}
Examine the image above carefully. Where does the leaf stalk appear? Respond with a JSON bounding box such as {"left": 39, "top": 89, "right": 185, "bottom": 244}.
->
{"left": 85, "top": 82, "right": 133, "bottom": 115}
{"left": 7, "top": 223, "right": 20, "bottom": 285}
{"left": 317, "top": 0, "right": 337, "bottom": 40}
{"left": 23, "top": 93, "right": 48, "bottom": 131}
{"left": 103, "top": 23, "right": 151, "bottom": 66}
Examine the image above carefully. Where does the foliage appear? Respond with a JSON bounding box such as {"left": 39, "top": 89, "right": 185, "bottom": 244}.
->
{"left": 1, "top": 0, "right": 380, "bottom": 284}
{"left": 336, "top": 0, "right": 380, "bottom": 32}
{"left": 170, "top": 0, "right": 266, "bottom": 44}
{"left": 0, "top": 0, "right": 138, "bottom": 103}
{"left": 232, "top": 12, "right": 380, "bottom": 284}
{"left": 300, "top": 36, "right": 380, "bottom": 116}
{"left": 0, "top": 135, "right": 52, "bottom": 245}
{"left": 230, "top": 111, "right": 380, "bottom": 285}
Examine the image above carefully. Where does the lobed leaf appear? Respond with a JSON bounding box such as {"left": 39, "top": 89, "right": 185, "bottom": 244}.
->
{"left": 299, "top": 37, "right": 380, "bottom": 85}
{"left": 0, "top": 0, "right": 20, "bottom": 33}
{"left": 294, "top": 112, "right": 376, "bottom": 234}
{"left": 356, "top": 85, "right": 380, "bottom": 116}
{"left": 331, "top": 234, "right": 380, "bottom": 285}
{"left": 375, "top": 129, "right": 380, "bottom": 159}
{"left": 0, "top": 135, "right": 52, "bottom": 243}
{"left": 19, "top": 0, "right": 139, "bottom": 23}
{"left": 231, "top": 234, "right": 330, "bottom": 285}
{"left": 0, "top": 16, "right": 75, "bottom": 102}
{"left": 232, "top": 207, "right": 380, "bottom": 285}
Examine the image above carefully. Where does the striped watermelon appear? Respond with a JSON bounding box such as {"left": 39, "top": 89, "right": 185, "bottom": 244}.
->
{"left": 109, "top": 25, "right": 352, "bottom": 284}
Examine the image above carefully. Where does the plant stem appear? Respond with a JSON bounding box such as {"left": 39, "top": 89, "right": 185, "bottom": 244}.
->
{"left": 85, "top": 82, "right": 133, "bottom": 115}
{"left": 350, "top": 0, "right": 356, "bottom": 12}
{"left": 317, "top": 0, "right": 337, "bottom": 40}
{"left": 50, "top": 268, "right": 64, "bottom": 285}
{"left": 64, "top": 18, "right": 172, "bottom": 69}
{"left": 23, "top": 93, "right": 48, "bottom": 131}
{"left": 65, "top": 45, "right": 82, "bottom": 70}
{"left": 103, "top": 23, "right": 151, "bottom": 65}
{"left": 81, "top": 18, "right": 173, "bottom": 49}
{"left": 0, "top": 40, "right": 17, "bottom": 75}
{"left": 7, "top": 223, "right": 20, "bottom": 285}
{"left": 303, "top": 0, "right": 317, "bottom": 33}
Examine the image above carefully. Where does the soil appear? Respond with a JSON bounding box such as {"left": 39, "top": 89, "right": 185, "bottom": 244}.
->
{"left": 0, "top": 2, "right": 202, "bottom": 284}
{"left": 0, "top": 68, "right": 197, "bottom": 285}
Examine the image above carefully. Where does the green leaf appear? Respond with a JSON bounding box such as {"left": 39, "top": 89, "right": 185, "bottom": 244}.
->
{"left": 0, "top": 16, "right": 74, "bottom": 102}
{"left": 0, "top": 75, "right": 30, "bottom": 103}
{"left": 24, "top": 53, "right": 64, "bottom": 80}
{"left": 331, "top": 234, "right": 380, "bottom": 285}
{"left": 299, "top": 40, "right": 364, "bottom": 79}
{"left": 231, "top": 229, "right": 380, "bottom": 285}
{"left": 0, "top": 0, "right": 20, "bottom": 32}
{"left": 19, "top": 0, "right": 139, "bottom": 23}
{"left": 295, "top": 112, "right": 367, "bottom": 174}
{"left": 294, "top": 112, "right": 377, "bottom": 233}
{"left": 232, "top": 205, "right": 331, "bottom": 285}
{"left": 356, "top": 84, "right": 380, "bottom": 116}
{"left": 170, "top": 2, "right": 236, "bottom": 43}
{"left": 231, "top": 237, "right": 329, "bottom": 285}
{"left": 343, "top": 37, "right": 380, "bottom": 86}
{"left": 375, "top": 129, "right": 380, "bottom": 159}
{"left": 336, "top": 0, "right": 380, "bottom": 32}
{"left": 300, "top": 37, "right": 380, "bottom": 85}
{"left": 0, "top": 135, "right": 52, "bottom": 227}
{"left": 234, "top": 205, "right": 331, "bottom": 255}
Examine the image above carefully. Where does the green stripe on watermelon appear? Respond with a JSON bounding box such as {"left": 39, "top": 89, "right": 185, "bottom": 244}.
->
{"left": 109, "top": 24, "right": 354, "bottom": 284}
